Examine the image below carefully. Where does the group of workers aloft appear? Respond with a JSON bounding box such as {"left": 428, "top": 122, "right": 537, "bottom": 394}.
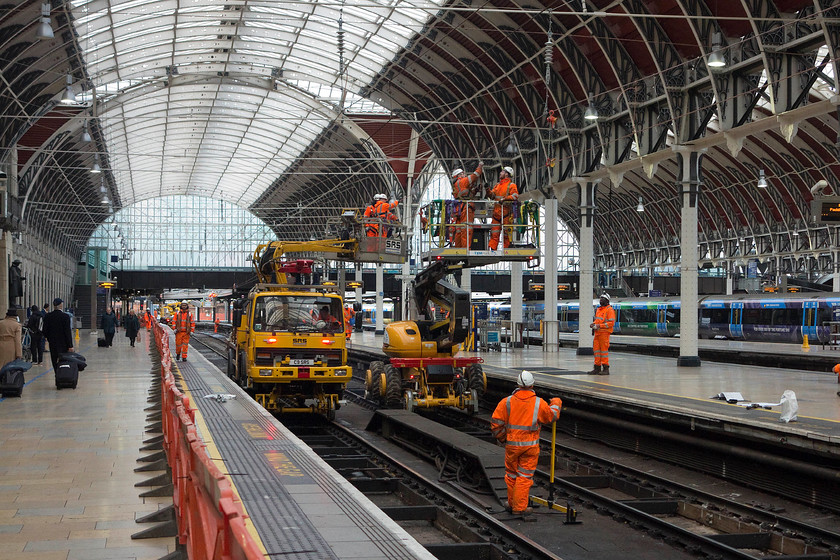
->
{"left": 364, "top": 194, "right": 399, "bottom": 237}
{"left": 450, "top": 163, "right": 520, "bottom": 250}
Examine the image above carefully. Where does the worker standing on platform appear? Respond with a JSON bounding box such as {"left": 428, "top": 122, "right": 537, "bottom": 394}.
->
{"left": 490, "top": 371, "right": 561, "bottom": 517}
{"left": 451, "top": 163, "right": 483, "bottom": 248}
{"left": 343, "top": 305, "right": 354, "bottom": 339}
{"left": 588, "top": 293, "right": 616, "bottom": 375}
{"left": 488, "top": 166, "right": 519, "bottom": 251}
{"left": 364, "top": 194, "right": 399, "bottom": 237}
{"left": 172, "top": 301, "right": 194, "bottom": 362}
{"left": 214, "top": 317, "right": 220, "bottom": 333}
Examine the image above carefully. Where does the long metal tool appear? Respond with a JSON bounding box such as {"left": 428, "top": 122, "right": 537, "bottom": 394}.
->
{"left": 529, "top": 421, "right": 581, "bottom": 524}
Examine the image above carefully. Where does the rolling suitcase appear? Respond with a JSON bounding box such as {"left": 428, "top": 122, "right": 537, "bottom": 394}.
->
{"left": 97, "top": 338, "right": 108, "bottom": 347}
{"left": 0, "top": 368, "right": 24, "bottom": 397}
{"left": 56, "top": 360, "right": 79, "bottom": 389}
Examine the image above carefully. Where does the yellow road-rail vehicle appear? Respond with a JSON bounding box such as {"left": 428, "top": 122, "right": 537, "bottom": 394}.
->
{"left": 229, "top": 233, "right": 407, "bottom": 418}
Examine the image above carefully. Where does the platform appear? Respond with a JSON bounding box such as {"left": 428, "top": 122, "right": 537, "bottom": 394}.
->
{"left": 348, "top": 330, "right": 840, "bottom": 445}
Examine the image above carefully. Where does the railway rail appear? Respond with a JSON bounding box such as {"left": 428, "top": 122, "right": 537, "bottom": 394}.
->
{"left": 190, "top": 332, "right": 840, "bottom": 559}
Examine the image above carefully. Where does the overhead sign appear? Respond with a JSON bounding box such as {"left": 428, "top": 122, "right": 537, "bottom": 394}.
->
{"left": 812, "top": 197, "right": 840, "bottom": 224}
{"left": 98, "top": 280, "right": 116, "bottom": 288}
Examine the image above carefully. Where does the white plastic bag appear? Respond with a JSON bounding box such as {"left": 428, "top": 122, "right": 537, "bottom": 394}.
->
{"left": 778, "top": 390, "right": 798, "bottom": 423}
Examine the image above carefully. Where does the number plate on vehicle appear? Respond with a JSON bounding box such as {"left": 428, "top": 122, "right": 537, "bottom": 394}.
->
{"left": 290, "top": 359, "right": 315, "bottom": 366}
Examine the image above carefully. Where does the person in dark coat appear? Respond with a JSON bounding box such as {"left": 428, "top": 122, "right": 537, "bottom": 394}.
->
{"left": 100, "top": 307, "right": 118, "bottom": 347}
{"left": 124, "top": 309, "right": 140, "bottom": 347}
{"left": 8, "top": 259, "right": 24, "bottom": 308}
{"left": 43, "top": 298, "right": 74, "bottom": 372}
{"left": 39, "top": 303, "right": 48, "bottom": 355}
{"left": 26, "top": 305, "right": 44, "bottom": 365}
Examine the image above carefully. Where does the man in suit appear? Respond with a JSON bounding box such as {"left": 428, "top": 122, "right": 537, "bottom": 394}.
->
{"left": 42, "top": 298, "right": 74, "bottom": 372}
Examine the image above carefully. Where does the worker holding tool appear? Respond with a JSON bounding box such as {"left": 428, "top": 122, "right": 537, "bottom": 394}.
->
{"left": 490, "top": 370, "right": 562, "bottom": 517}
{"left": 488, "top": 166, "right": 519, "bottom": 251}
{"left": 450, "top": 162, "right": 483, "bottom": 248}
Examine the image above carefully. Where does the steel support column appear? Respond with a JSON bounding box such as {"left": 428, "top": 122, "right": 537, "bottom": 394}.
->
{"left": 544, "top": 196, "right": 559, "bottom": 352}
{"left": 674, "top": 147, "right": 702, "bottom": 367}
{"left": 511, "top": 260, "right": 523, "bottom": 348}
{"left": 576, "top": 179, "right": 598, "bottom": 356}
{"left": 375, "top": 264, "right": 384, "bottom": 335}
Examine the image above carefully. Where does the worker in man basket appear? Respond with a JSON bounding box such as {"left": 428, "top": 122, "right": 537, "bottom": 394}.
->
{"left": 488, "top": 166, "right": 519, "bottom": 251}
{"left": 490, "top": 371, "right": 562, "bottom": 517}
{"left": 364, "top": 194, "right": 399, "bottom": 237}
{"left": 172, "top": 301, "right": 195, "bottom": 362}
{"left": 450, "top": 163, "right": 483, "bottom": 248}
{"left": 588, "top": 293, "right": 616, "bottom": 375}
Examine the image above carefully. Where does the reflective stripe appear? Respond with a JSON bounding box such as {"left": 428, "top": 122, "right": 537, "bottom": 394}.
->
{"left": 506, "top": 473, "right": 518, "bottom": 479}
{"left": 506, "top": 439, "right": 539, "bottom": 447}
{"left": 518, "top": 467, "right": 536, "bottom": 475}
{"left": 530, "top": 398, "right": 539, "bottom": 427}
{"left": 507, "top": 424, "right": 537, "bottom": 430}
{"left": 516, "top": 471, "right": 534, "bottom": 479}
{"left": 489, "top": 418, "right": 504, "bottom": 425}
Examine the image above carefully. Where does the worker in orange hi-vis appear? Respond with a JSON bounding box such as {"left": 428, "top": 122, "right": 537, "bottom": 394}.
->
{"left": 488, "top": 166, "right": 519, "bottom": 251}
{"left": 490, "top": 371, "right": 561, "bottom": 517}
{"left": 588, "top": 293, "right": 616, "bottom": 375}
{"left": 214, "top": 317, "right": 220, "bottom": 333}
{"left": 450, "top": 162, "right": 483, "bottom": 248}
{"left": 172, "top": 301, "right": 195, "bottom": 362}
{"left": 364, "top": 194, "right": 399, "bottom": 237}
{"left": 343, "top": 305, "right": 355, "bottom": 339}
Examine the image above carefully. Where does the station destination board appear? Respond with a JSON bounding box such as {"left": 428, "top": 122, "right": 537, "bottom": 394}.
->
{"left": 812, "top": 196, "right": 840, "bottom": 224}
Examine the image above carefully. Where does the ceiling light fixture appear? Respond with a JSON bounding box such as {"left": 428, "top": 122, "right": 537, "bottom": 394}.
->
{"left": 584, "top": 92, "right": 598, "bottom": 121}
{"left": 81, "top": 122, "right": 91, "bottom": 143}
{"left": 90, "top": 155, "right": 101, "bottom": 174}
{"left": 60, "top": 75, "right": 76, "bottom": 105}
{"left": 505, "top": 133, "right": 518, "bottom": 154}
{"left": 707, "top": 32, "right": 726, "bottom": 69}
{"left": 757, "top": 169, "right": 767, "bottom": 188}
{"left": 636, "top": 196, "right": 644, "bottom": 212}
{"left": 35, "top": 3, "right": 54, "bottom": 40}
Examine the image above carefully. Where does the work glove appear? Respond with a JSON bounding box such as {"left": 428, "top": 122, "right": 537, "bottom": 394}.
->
{"left": 550, "top": 397, "right": 562, "bottom": 409}
{"left": 390, "top": 198, "right": 397, "bottom": 204}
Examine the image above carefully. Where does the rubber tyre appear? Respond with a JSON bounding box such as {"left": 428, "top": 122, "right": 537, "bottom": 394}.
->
{"left": 368, "top": 361, "right": 385, "bottom": 401}
{"left": 227, "top": 347, "right": 236, "bottom": 379}
{"left": 384, "top": 364, "right": 403, "bottom": 408}
{"left": 466, "top": 363, "right": 486, "bottom": 399}
{"left": 238, "top": 352, "right": 249, "bottom": 388}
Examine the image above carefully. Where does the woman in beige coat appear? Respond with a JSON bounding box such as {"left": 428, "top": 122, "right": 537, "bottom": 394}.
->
{"left": 0, "top": 309, "right": 23, "bottom": 366}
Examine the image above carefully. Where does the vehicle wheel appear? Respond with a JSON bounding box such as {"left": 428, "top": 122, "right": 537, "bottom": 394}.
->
{"left": 227, "top": 347, "right": 236, "bottom": 379}
{"left": 367, "top": 361, "right": 385, "bottom": 401}
{"left": 384, "top": 364, "right": 403, "bottom": 408}
{"left": 238, "top": 352, "right": 249, "bottom": 388}
{"left": 466, "top": 363, "right": 486, "bottom": 399}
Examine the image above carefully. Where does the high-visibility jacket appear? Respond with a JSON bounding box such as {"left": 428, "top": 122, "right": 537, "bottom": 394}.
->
{"left": 490, "top": 388, "right": 560, "bottom": 446}
{"left": 364, "top": 200, "right": 399, "bottom": 237}
{"left": 172, "top": 310, "right": 194, "bottom": 334}
{"left": 451, "top": 167, "right": 482, "bottom": 200}
{"left": 489, "top": 178, "right": 519, "bottom": 209}
{"left": 593, "top": 304, "right": 615, "bottom": 334}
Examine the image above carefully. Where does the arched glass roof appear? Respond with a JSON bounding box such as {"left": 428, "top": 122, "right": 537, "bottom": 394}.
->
{"left": 71, "top": 0, "right": 443, "bottom": 207}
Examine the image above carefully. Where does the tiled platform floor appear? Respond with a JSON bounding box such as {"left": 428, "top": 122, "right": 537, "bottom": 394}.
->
{"left": 0, "top": 329, "right": 175, "bottom": 560}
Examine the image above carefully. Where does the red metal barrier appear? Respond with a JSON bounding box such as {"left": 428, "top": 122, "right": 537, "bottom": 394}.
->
{"left": 150, "top": 321, "right": 264, "bottom": 560}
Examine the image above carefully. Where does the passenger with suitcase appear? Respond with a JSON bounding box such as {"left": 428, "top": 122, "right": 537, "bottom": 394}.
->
{"left": 0, "top": 309, "right": 23, "bottom": 367}
{"left": 0, "top": 358, "right": 31, "bottom": 397}
{"left": 43, "top": 298, "right": 74, "bottom": 375}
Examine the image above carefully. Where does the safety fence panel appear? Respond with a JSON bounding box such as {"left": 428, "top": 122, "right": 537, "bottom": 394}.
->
{"left": 150, "top": 320, "right": 264, "bottom": 560}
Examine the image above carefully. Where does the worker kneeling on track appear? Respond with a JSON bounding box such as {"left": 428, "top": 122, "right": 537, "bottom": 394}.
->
{"left": 490, "top": 370, "right": 562, "bottom": 517}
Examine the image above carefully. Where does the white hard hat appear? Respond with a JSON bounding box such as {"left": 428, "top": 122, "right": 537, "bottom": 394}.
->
{"left": 451, "top": 168, "right": 464, "bottom": 178}
{"left": 503, "top": 166, "right": 514, "bottom": 176}
{"left": 600, "top": 293, "right": 610, "bottom": 301}
{"left": 517, "top": 370, "right": 534, "bottom": 388}
{"left": 374, "top": 193, "right": 387, "bottom": 200}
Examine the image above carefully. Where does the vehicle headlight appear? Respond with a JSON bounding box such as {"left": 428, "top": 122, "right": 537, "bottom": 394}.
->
{"left": 258, "top": 369, "right": 272, "bottom": 376}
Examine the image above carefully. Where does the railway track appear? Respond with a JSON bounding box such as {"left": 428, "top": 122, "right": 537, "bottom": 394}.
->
{"left": 190, "top": 334, "right": 840, "bottom": 559}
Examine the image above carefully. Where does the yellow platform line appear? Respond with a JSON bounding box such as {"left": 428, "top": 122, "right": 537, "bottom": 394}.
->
{"left": 172, "top": 363, "right": 268, "bottom": 556}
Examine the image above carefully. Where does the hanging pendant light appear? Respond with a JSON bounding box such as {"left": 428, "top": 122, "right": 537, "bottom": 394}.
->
{"left": 707, "top": 32, "right": 726, "bottom": 69}
{"left": 81, "top": 122, "right": 91, "bottom": 143}
{"left": 636, "top": 196, "right": 644, "bottom": 212}
{"left": 584, "top": 92, "right": 598, "bottom": 121}
{"left": 60, "top": 75, "right": 76, "bottom": 105}
{"left": 90, "top": 155, "right": 101, "bottom": 174}
{"left": 756, "top": 169, "right": 767, "bottom": 188}
{"left": 35, "top": 3, "right": 54, "bottom": 40}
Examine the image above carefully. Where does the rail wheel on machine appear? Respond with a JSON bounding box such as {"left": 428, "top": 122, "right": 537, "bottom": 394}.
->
{"left": 367, "top": 361, "right": 385, "bottom": 402}
{"left": 384, "top": 364, "right": 403, "bottom": 408}
{"left": 466, "top": 363, "right": 486, "bottom": 399}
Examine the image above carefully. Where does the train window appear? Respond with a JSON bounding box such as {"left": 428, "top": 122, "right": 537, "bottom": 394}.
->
{"left": 817, "top": 306, "right": 833, "bottom": 326}
{"left": 666, "top": 309, "right": 680, "bottom": 323}
{"left": 253, "top": 296, "right": 343, "bottom": 333}
{"left": 701, "top": 308, "right": 728, "bottom": 323}
{"left": 770, "top": 308, "right": 800, "bottom": 326}
{"left": 621, "top": 309, "right": 636, "bottom": 323}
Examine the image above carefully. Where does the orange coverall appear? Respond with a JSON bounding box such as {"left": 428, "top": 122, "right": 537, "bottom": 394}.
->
{"left": 172, "top": 310, "right": 194, "bottom": 359}
{"left": 451, "top": 166, "right": 482, "bottom": 248}
{"left": 488, "top": 178, "right": 519, "bottom": 250}
{"left": 343, "top": 306, "right": 354, "bottom": 339}
{"left": 364, "top": 200, "right": 399, "bottom": 237}
{"left": 592, "top": 303, "right": 616, "bottom": 367}
{"left": 490, "top": 389, "right": 561, "bottom": 512}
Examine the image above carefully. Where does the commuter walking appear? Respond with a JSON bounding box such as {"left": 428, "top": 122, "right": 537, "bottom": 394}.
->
{"left": 490, "top": 371, "right": 561, "bottom": 517}
{"left": 100, "top": 307, "right": 118, "bottom": 347}
{"left": 450, "top": 163, "right": 483, "bottom": 248}
{"left": 26, "top": 305, "right": 44, "bottom": 364}
{"left": 0, "top": 309, "right": 22, "bottom": 366}
{"left": 124, "top": 309, "right": 140, "bottom": 347}
{"left": 488, "top": 167, "right": 519, "bottom": 251}
{"left": 172, "top": 301, "right": 194, "bottom": 362}
{"left": 43, "top": 298, "right": 74, "bottom": 371}
{"left": 588, "top": 293, "right": 616, "bottom": 375}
